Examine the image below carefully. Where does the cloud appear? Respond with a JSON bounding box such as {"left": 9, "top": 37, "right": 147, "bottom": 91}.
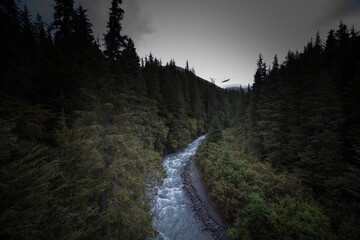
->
{"left": 20, "top": 0, "right": 154, "bottom": 47}
{"left": 316, "top": 0, "right": 360, "bottom": 26}
{"left": 122, "top": 0, "right": 154, "bottom": 43}
{"left": 346, "top": 0, "right": 360, "bottom": 11}
{"left": 78, "top": 0, "right": 154, "bottom": 44}
{"left": 76, "top": 0, "right": 110, "bottom": 40}
{"left": 21, "top": 0, "right": 53, "bottom": 22}
{"left": 332, "top": 0, "right": 360, "bottom": 18}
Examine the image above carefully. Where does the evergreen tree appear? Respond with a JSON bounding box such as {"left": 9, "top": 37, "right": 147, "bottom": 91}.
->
{"left": 336, "top": 21, "right": 350, "bottom": 50}
{"left": 247, "top": 54, "right": 267, "bottom": 157}
{"left": 206, "top": 112, "right": 224, "bottom": 143}
{"left": 259, "top": 54, "right": 285, "bottom": 166}
{"left": 73, "top": 5, "right": 95, "bottom": 47}
{"left": 121, "top": 38, "right": 146, "bottom": 93}
{"left": 325, "top": 29, "right": 337, "bottom": 60}
{"left": 314, "top": 31, "right": 323, "bottom": 55}
{"left": 19, "top": 5, "right": 34, "bottom": 44}
{"left": 0, "top": 0, "right": 20, "bottom": 39}
{"left": 160, "top": 63, "right": 185, "bottom": 120}
{"left": 254, "top": 54, "right": 267, "bottom": 85}
{"left": 189, "top": 78, "right": 205, "bottom": 121}
{"left": 104, "top": 0, "right": 125, "bottom": 61}
{"left": 272, "top": 54, "right": 279, "bottom": 72}
{"left": 34, "top": 14, "right": 47, "bottom": 47}
{"left": 185, "top": 60, "right": 190, "bottom": 71}
{"left": 53, "top": 0, "right": 74, "bottom": 45}
{"left": 144, "top": 53, "right": 161, "bottom": 101}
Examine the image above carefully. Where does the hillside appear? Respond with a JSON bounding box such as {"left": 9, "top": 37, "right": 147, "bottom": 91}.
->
{"left": 1, "top": 1, "right": 359, "bottom": 240}
{"left": 0, "top": 1, "right": 233, "bottom": 239}
{"left": 198, "top": 23, "right": 360, "bottom": 240}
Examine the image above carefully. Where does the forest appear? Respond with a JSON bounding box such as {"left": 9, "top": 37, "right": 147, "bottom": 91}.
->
{"left": 1, "top": 0, "right": 359, "bottom": 239}
{"left": 0, "top": 0, "right": 230, "bottom": 239}
{"left": 198, "top": 22, "right": 360, "bottom": 240}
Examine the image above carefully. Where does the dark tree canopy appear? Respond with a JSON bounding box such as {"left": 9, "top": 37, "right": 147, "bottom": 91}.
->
{"left": 104, "top": 0, "right": 125, "bottom": 61}
{"left": 53, "top": 0, "right": 74, "bottom": 44}
{"left": 73, "top": 5, "right": 94, "bottom": 46}
{"left": 0, "top": 1, "right": 230, "bottom": 239}
{"left": 1, "top": 1, "right": 359, "bottom": 239}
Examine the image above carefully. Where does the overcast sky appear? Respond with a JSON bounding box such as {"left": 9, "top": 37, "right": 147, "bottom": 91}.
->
{"left": 22, "top": 0, "right": 360, "bottom": 87}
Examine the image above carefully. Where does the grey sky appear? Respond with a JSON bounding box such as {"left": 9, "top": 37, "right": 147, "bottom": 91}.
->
{"left": 22, "top": 0, "right": 360, "bottom": 87}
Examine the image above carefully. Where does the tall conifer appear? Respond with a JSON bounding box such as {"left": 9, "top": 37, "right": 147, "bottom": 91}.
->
{"left": 73, "top": 5, "right": 95, "bottom": 46}
{"left": 53, "top": 0, "right": 74, "bottom": 44}
{"left": 104, "top": 0, "right": 125, "bottom": 61}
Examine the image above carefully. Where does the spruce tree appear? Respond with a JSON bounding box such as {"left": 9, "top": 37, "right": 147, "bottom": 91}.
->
{"left": 206, "top": 113, "right": 224, "bottom": 143}
{"left": 104, "top": 0, "right": 125, "bottom": 61}
{"left": 121, "top": 38, "right": 147, "bottom": 93}
{"left": 336, "top": 21, "right": 350, "bottom": 49}
{"left": 272, "top": 54, "right": 279, "bottom": 72}
{"left": 247, "top": 54, "right": 267, "bottom": 157}
{"left": 254, "top": 54, "right": 267, "bottom": 86}
{"left": 325, "top": 29, "right": 337, "bottom": 60}
{"left": 144, "top": 53, "right": 161, "bottom": 101}
{"left": 314, "top": 31, "right": 323, "bottom": 55}
{"left": 73, "top": 5, "right": 95, "bottom": 46}
{"left": 19, "top": 5, "right": 34, "bottom": 44}
{"left": 34, "top": 14, "right": 47, "bottom": 47}
{"left": 53, "top": 0, "right": 74, "bottom": 45}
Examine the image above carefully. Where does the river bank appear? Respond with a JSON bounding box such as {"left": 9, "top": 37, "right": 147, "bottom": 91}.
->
{"left": 182, "top": 155, "right": 232, "bottom": 240}
{"left": 151, "top": 136, "right": 216, "bottom": 240}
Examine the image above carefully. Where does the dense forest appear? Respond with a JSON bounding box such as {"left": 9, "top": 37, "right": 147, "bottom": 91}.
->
{"left": 197, "top": 22, "right": 360, "bottom": 239}
{"left": 0, "top": 0, "right": 231, "bottom": 239}
{"left": 1, "top": 0, "right": 360, "bottom": 240}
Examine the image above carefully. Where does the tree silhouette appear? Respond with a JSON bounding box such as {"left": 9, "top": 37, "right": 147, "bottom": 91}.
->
{"left": 53, "top": 0, "right": 74, "bottom": 45}
{"left": 104, "top": 0, "right": 125, "bottom": 61}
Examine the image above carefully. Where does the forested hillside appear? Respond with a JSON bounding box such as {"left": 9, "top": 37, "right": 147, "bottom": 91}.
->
{"left": 2, "top": 0, "right": 359, "bottom": 239}
{"left": 197, "top": 23, "right": 360, "bottom": 240}
{"left": 0, "top": 0, "right": 231, "bottom": 239}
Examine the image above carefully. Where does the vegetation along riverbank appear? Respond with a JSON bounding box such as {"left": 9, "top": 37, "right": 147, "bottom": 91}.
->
{"left": 1, "top": 0, "right": 359, "bottom": 239}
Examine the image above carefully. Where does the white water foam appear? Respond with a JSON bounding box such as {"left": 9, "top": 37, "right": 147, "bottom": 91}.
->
{"left": 151, "top": 136, "right": 213, "bottom": 240}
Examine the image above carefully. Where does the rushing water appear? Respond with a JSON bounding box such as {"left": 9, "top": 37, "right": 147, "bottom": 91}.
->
{"left": 151, "top": 136, "right": 214, "bottom": 240}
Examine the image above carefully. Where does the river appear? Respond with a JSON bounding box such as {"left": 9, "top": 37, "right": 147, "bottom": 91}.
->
{"left": 151, "top": 136, "right": 214, "bottom": 240}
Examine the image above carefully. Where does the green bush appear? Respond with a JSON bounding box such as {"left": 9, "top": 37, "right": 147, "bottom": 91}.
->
{"left": 271, "top": 197, "right": 331, "bottom": 240}
{"left": 229, "top": 193, "right": 271, "bottom": 240}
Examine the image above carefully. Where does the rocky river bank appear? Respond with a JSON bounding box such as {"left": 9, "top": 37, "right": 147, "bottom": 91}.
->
{"left": 181, "top": 156, "right": 232, "bottom": 240}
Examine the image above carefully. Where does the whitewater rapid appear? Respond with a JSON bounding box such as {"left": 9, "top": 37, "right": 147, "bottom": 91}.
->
{"left": 151, "top": 136, "right": 214, "bottom": 240}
